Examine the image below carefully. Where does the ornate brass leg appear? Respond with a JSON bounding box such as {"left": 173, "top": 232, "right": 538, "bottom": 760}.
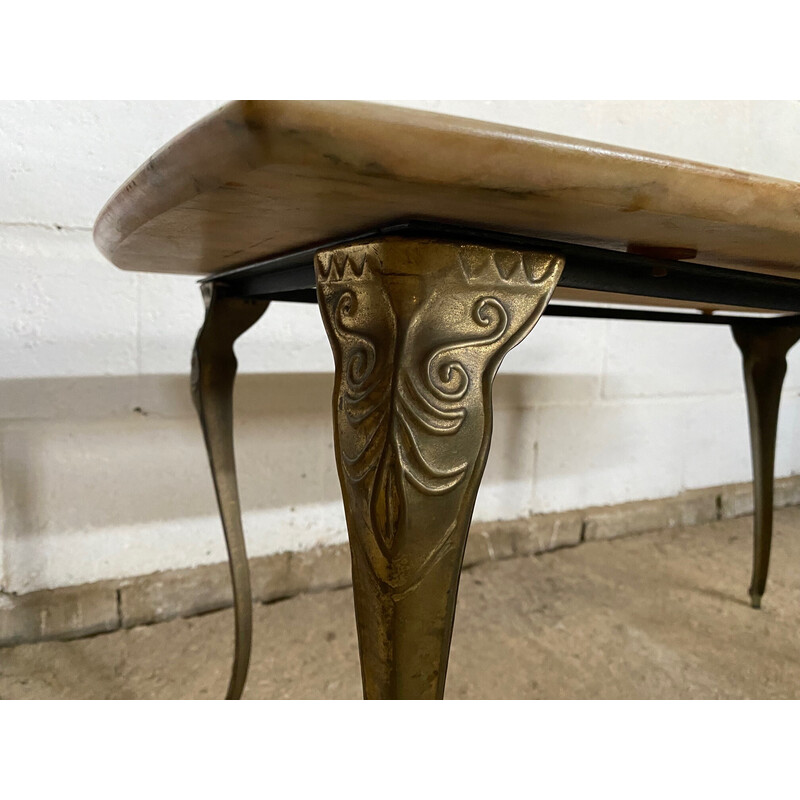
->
{"left": 316, "top": 238, "right": 563, "bottom": 698}
{"left": 731, "top": 320, "right": 800, "bottom": 609}
{"left": 191, "top": 283, "right": 269, "bottom": 699}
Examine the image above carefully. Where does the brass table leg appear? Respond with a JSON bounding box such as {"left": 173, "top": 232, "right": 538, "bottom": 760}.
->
{"left": 731, "top": 320, "right": 800, "bottom": 609}
{"left": 316, "top": 238, "right": 563, "bottom": 698}
{"left": 191, "top": 283, "right": 269, "bottom": 699}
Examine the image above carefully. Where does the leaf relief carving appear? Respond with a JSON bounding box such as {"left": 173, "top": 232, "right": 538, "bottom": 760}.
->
{"left": 333, "top": 291, "right": 510, "bottom": 553}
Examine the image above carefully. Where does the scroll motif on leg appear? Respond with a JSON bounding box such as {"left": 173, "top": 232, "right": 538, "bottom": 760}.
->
{"left": 316, "top": 238, "right": 563, "bottom": 699}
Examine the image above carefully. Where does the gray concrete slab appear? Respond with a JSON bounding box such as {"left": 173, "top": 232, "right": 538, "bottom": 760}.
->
{"left": 2, "top": 508, "right": 799, "bottom": 699}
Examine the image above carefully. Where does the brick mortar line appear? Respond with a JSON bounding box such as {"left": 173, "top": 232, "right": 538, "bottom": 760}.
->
{"left": 0, "top": 221, "right": 92, "bottom": 232}
{"left": 2, "top": 476, "right": 799, "bottom": 647}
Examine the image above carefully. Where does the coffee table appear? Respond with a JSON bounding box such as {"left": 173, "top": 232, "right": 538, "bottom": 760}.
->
{"left": 94, "top": 101, "right": 800, "bottom": 699}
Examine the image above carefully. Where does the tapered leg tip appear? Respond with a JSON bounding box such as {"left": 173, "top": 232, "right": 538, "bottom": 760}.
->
{"left": 750, "top": 593, "right": 762, "bottom": 609}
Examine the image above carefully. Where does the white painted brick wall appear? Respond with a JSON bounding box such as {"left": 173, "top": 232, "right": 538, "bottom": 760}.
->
{"left": 2, "top": 100, "right": 800, "bottom": 593}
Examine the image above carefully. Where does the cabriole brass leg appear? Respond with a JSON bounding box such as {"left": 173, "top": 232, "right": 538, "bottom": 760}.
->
{"left": 316, "top": 238, "right": 563, "bottom": 699}
{"left": 732, "top": 320, "right": 800, "bottom": 609}
{"left": 191, "top": 283, "right": 269, "bottom": 699}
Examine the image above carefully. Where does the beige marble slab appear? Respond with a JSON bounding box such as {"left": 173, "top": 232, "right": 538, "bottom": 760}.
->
{"left": 94, "top": 101, "right": 800, "bottom": 299}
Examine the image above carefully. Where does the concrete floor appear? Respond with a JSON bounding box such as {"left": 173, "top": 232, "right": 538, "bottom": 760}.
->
{"left": 2, "top": 508, "right": 799, "bottom": 699}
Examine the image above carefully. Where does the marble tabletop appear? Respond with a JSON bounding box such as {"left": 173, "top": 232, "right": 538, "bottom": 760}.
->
{"left": 94, "top": 101, "right": 800, "bottom": 292}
